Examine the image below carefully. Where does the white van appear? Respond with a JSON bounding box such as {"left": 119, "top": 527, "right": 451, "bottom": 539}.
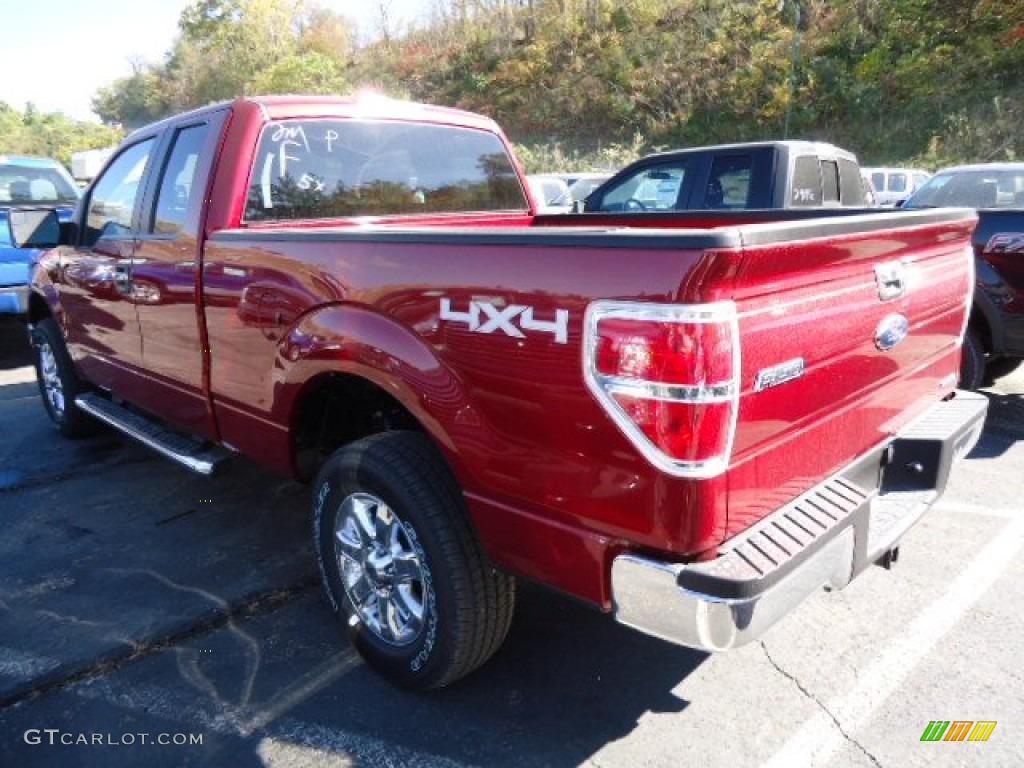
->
{"left": 863, "top": 167, "right": 932, "bottom": 207}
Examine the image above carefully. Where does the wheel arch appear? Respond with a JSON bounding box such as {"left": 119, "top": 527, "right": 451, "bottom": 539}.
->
{"left": 27, "top": 287, "right": 56, "bottom": 325}
{"left": 277, "top": 303, "right": 480, "bottom": 486}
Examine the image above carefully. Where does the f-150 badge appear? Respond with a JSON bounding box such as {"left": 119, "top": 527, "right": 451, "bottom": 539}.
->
{"left": 440, "top": 298, "right": 569, "bottom": 344}
{"left": 985, "top": 232, "right": 1024, "bottom": 253}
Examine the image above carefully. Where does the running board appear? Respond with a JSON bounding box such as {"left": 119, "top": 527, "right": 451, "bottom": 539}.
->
{"left": 75, "top": 393, "right": 233, "bottom": 476}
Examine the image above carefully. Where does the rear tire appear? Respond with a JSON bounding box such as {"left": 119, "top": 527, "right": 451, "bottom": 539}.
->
{"left": 312, "top": 431, "right": 515, "bottom": 690}
{"left": 31, "top": 318, "right": 95, "bottom": 438}
{"left": 959, "top": 329, "right": 985, "bottom": 390}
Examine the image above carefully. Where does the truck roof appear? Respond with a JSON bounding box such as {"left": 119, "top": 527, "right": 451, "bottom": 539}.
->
{"left": 640, "top": 139, "right": 858, "bottom": 163}
{"left": 0, "top": 155, "right": 68, "bottom": 168}
{"left": 932, "top": 162, "right": 1024, "bottom": 174}
{"left": 125, "top": 93, "right": 503, "bottom": 142}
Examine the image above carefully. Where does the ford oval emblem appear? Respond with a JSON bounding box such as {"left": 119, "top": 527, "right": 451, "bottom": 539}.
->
{"left": 875, "top": 313, "right": 909, "bottom": 351}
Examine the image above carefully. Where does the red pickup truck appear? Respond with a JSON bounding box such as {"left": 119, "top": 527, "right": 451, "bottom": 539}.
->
{"left": 26, "top": 95, "right": 987, "bottom": 690}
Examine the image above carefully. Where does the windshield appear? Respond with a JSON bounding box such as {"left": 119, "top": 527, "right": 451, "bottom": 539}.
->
{"left": 0, "top": 158, "right": 80, "bottom": 205}
{"left": 245, "top": 119, "right": 527, "bottom": 222}
{"left": 903, "top": 168, "right": 1024, "bottom": 209}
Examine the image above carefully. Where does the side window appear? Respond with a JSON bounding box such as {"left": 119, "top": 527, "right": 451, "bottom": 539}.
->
{"left": 600, "top": 164, "right": 687, "bottom": 211}
{"left": 706, "top": 154, "right": 752, "bottom": 208}
{"left": 152, "top": 124, "right": 209, "bottom": 235}
{"left": 84, "top": 139, "right": 154, "bottom": 247}
{"left": 870, "top": 172, "right": 885, "bottom": 192}
{"left": 838, "top": 159, "right": 864, "bottom": 204}
{"left": 791, "top": 156, "right": 821, "bottom": 207}
{"left": 821, "top": 160, "right": 840, "bottom": 203}
{"left": 889, "top": 173, "right": 908, "bottom": 193}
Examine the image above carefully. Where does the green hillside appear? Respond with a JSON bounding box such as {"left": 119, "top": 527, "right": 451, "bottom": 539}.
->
{"left": 4, "top": 0, "right": 1022, "bottom": 172}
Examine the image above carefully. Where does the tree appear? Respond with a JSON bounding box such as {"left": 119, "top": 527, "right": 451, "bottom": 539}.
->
{"left": 90, "top": 0, "right": 357, "bottom": 129}
{"left": 0, "top": 103, "right": 122, "bottom": 167}
{"left": 248, "top": 51, "right": 349, "bottom": 94}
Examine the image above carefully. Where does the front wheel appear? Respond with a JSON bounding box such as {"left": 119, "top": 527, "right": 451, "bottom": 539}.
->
{"left": 313, "top": 431, "right": 515, "bottom": 690}
{"left": 31, "top": 318, "right": 94, "bottom": 438}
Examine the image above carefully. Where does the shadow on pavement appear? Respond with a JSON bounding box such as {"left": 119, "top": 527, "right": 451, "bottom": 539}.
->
{"left": 970, "top": 390, "right": 1024, "bottom": 459}
{"left": 0, "top": 316, "right": 32, "bottom": 371}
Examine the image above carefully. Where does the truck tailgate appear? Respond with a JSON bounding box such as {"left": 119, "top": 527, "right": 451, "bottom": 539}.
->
{"left": 725, "top": 210, "right": 976, "bottom": 538}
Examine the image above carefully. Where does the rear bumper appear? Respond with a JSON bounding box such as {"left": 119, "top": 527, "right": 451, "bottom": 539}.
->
{"left": 611, "top": 390, "right": 988, "bottom": 651}
{"left": 0, "top": 284, "right": 29, "bottom": 315}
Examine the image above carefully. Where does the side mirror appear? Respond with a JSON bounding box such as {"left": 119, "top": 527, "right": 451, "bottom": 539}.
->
{"left": 9, "top": 208, "right": 65, "bottom": 248}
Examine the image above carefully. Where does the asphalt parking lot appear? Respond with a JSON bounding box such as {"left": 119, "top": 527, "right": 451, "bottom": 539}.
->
{"left": 1, "top": 315, "right": 1022, "bottom": 768}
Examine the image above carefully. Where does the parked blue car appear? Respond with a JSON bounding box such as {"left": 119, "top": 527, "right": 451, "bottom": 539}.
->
{"left": 1, "top": 155, "right": 80, "bottom": 315}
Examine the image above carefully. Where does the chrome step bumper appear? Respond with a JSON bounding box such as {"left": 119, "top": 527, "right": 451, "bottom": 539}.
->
{"left": 611, "top": 390, "right": 989, "bottom": 651}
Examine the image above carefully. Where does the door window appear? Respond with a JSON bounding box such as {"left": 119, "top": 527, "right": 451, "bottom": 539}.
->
{"left": 706, "top": 154, "right": 753, "bottom": 208}
{"left": 598, "top": 164, "right": 687, "bottom": 211}
{"left": 152, "top": 125, "right": 208, "bottom": 235}
{"left": 888, "top": 173, "right": 908, "bottom": 193}
{"left": 84, "top": 139, "right": 154, "bottom": 247}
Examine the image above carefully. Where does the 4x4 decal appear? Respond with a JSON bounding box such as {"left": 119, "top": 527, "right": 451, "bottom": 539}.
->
{"left": 440, "top": 299, "right": 569, "bottom": 344}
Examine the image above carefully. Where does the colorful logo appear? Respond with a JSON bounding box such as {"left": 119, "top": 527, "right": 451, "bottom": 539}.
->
{"left": 920, "top": 721, "right": 997, "bottom": 742}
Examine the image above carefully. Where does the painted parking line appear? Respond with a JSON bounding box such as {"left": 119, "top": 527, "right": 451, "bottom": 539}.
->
{"left": 761, "top": 512, "right": 1024, "bottom": 768}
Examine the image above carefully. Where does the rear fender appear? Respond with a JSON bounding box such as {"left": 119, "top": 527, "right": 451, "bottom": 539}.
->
{"left": 276, "top": 303, "right": 476, "bottom": 477}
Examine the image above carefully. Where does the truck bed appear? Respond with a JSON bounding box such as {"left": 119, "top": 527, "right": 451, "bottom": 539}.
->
{"left": 200, "top": 207, "right": 975, "bottom": 605}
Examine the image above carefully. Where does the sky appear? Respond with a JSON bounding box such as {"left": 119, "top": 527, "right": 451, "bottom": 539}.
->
{"left": 0, "top": 0, "right": 430, "bottom": 123}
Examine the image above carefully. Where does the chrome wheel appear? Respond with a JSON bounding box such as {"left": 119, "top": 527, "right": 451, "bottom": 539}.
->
{"left": 38, "top": 341, "right": 65, "bottom": 419}
{"left": 334, "top": 492, "right": 426, "bottom": 646}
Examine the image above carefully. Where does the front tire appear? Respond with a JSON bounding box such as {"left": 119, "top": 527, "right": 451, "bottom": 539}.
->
{"left": 959, "top": 329, "right": 986, "bottom": 390}
{"left": 31, "top": 318, "right": 94, "bottom": 438}
{"left": 313, "top": 431, "right": 515, "bottom": 690}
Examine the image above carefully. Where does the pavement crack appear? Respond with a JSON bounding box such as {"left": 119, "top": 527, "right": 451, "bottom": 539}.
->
{"left": 760, "top": 641, "right": 884, "bottom": 768}
{"left": 0, "top": 576, "right": 320, "bottom": 711}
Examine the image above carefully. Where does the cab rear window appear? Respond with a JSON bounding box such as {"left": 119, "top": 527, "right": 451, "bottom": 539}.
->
{"left": 244, "top": 119, "right": 527, "bottom": 222}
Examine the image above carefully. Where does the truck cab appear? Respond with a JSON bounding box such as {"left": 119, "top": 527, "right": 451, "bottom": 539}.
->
{"left": 581, "top": 140, "right": 866, "bottom": 212}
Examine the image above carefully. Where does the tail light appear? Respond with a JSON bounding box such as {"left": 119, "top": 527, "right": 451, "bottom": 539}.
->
{"left": 583, "top": 300, "right": 740, "bottom": 478}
